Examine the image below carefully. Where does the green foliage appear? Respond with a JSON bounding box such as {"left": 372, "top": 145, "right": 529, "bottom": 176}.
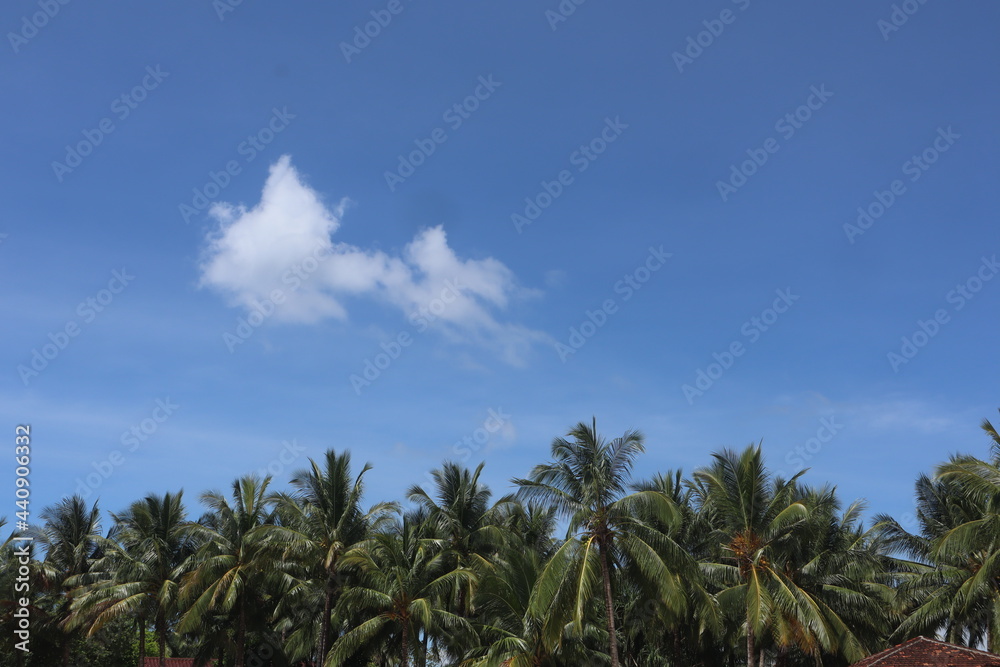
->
{"left": 72, "top": 617, "right": 142, "bottom": 667}
{"left": 4, "top": 409, "right": 1000, "bottom": 666}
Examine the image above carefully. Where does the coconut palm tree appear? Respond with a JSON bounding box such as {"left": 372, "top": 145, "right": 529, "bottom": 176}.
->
{"left": 407, "top": 461, "right": 509, "bottom": 620}
{"left": 892, "top": 416, "right": 1000, "bottom": 651}
{"left": 693, "top": 444, "right": 811, "bottom": 665}
{"left": 694, "top": 444, "right": 894, "bottom": 665}
{"left": 0, "top": 518, "right": 33, "bottom": 667}
{"left": 329, "top": 513, "right": 475, "bottom": 667}
{"left": 768, "top": 486, "right": 895, "bottom": 664}
{"left": 70, "top": 491, "right": 199, "bottom": 667}
{"left": 495, "top": 500, "right": 559, "bottom": 563}
{"left": 463, "top": 527, "right": 611, "bottom": 667}
{"left": 36, "top": 495, "right": 103, "bottom": 667}
{"left": 512, "top": 418, "right": 686, "bottom": 667}
{"left": 269, "top": 449, "right": 397, "bottom": 665}
{"left": 627, "top": 471, "right": 724, "bottom": 665}
{"left": 874, "top": 471, "right": 983, "bottom": 647}
{"left": 179, "top": 475, "right": 285, "bottom": 667}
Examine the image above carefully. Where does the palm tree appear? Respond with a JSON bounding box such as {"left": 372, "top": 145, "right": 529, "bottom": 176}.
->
{"left": 694, "top": 444, "right": 800, "bottom": 665}
{"left": 36, "top": 495, "right": 102, "bottom": 667}
{"left": 512, "top": 418, "right": 686, "bottom": 667}
{"left": 693, "top": 444, "right": 874, "bottom": 665}
{"left": 179, "top": 475, "right": 285, "bottom": 667}
{"left": 496, "top": 501, "right": 559, "bottom": 562}
{"left": 893, "top": 416, "right": 1000, "bottom": 651}
{"left": 464, "top": 540, "right": 549, "bottom": 667}
{"left": 329, "top": 513, "right": 475, "bottom": 667}
{"left": 769, "top": 486, "right": 894, "bottom": 664}
{"left": 0, "top": 518, "right": 32, "bottom": 667}
{"left": 627, "top": 471, "right": 724, "bottom": 665}
{"left": 874, "top": 471, "right": 984, "bottom": 647}
{"left": 70, "top": 491, "right": 199, "bottom": 667}
{"left": 270, "top": 449, "right": 396, "bottom": 665}
{"left": 463, "top": 523, "right": 611, "bottom": 667}
{"left": 407, "top": 461, "right": 508, "bottom": 620}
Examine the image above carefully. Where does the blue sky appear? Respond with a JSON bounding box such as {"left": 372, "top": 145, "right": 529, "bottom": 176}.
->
{"left": 2, "top": 1, "right": 998, "bottom": 531}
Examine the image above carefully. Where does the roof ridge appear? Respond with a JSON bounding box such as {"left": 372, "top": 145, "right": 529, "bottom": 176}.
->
{"left": 860, "top": 637, "right": 914, "bottom": 666}
{"left": 918, "top": 635, "right": 1000, "bottom": 658}
{"left": 856, "top": 636, "right": 1000, "bottom": 666}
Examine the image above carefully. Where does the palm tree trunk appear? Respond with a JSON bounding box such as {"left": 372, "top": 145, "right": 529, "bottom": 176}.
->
{"left": 158, "top": 610, "right": 167, "bottom": 667}
{"left": 236, "top": 604, "right": 247, "bottom": 667}
{"left": 598, "top": 541, "right": 620, "bottom": 667}
{"left": 318, "top": 575, "right": 334, "bottom": 665}
{"left": 746, "top": 615, "right": 755, "bottom": 667}
{"left": 61, "top": 635, "right": 71, "bottom": 667}
{"left": 401, "top": 622, "right": 409, "bottom": 667}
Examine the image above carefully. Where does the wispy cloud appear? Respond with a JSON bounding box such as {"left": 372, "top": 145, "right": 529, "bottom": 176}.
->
{"left": 853, "top": 398, "right": 962, "bottom": 434}
{"left": 762, "top": 392, "right": 982, "bottom": 437}
{"left": 198, "top": 156, "right": 546, "bottom": 363}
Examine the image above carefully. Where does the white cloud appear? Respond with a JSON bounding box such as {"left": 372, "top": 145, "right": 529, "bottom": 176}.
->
{"left": 199, "top": 156, "right": 546, "bottom": 363}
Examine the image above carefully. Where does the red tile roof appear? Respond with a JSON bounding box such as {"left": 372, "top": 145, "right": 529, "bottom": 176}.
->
{"left": 851, "top": 636, "right": 1000, "bottom": 666}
